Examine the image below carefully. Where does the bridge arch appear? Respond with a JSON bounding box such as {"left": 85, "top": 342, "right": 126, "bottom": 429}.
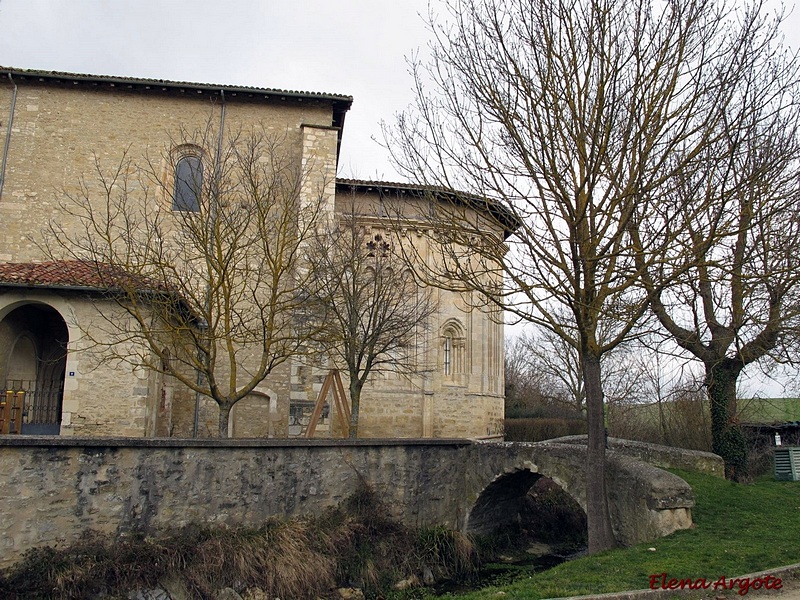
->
{"left": 465, "top": 469, "right": 589, "bottom": 542}
{"left": 463, "top": 442, "right": 694, "bottom": 547}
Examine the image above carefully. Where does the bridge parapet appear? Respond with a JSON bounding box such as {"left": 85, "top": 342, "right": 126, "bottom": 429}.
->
{"left": 552, "top": 435, "right": 725, "bottom": 477}
{"left": 0, "top": 436, "right": 694, "bottom": 567}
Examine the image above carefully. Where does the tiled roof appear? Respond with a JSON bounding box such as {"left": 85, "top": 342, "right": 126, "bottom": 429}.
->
{"left": 0, "top": 66, "right": 353, "bottom": 106}
{"left": 0, "top": 260, "right": 159, "bottom": 291}
{"left": 337, "top": 178, "right": 455, "bottom": 193}
{"left": 335, "top": 178, "right": 521, "bottom": 236}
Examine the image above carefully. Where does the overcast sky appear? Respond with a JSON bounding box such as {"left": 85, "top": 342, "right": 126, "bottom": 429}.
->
{"left": 2, "top": 0, "right": 799, "bottom": 181}
{"left": 0, "top": 0, "right": 434, "bottom": 181}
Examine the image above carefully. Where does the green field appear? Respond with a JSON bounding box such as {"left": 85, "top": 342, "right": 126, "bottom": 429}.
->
{"left": 614, "top": 397, "right": 800, "bottom": 425}
{"left": 737, "top": 398, "right": 800, "bottom": 423}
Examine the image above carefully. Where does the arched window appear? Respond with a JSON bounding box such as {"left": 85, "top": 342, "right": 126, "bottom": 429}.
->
{"left": 173, "top": 154, "right": 203, "bottom": 212}
{"left": 441, "top": 320, "right": 466, "bottom": 380}
{"left": 443, "top": 335, "right": 453, "bottom": 375}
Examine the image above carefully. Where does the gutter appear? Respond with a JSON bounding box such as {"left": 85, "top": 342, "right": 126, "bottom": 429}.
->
{"left": 0, "top": 72, "right": 17, "bottom": 201}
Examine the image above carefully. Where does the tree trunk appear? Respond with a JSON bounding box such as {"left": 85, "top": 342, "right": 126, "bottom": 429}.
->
{"left": 582, "top": 352, "right": 616, "bottom": 554}
{"left": 349, "top": 380, "right": 361, "bottom": 439}
{"left": 705, "top": 360, "right": 747, "bottom": 481}
{"left": 218, "top": 402, "right": 232, "bottom": 438}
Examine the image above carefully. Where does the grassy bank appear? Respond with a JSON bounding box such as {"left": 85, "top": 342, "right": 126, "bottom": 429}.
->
{"left": 426, "top": 471, "right": 800, "bottom": 599}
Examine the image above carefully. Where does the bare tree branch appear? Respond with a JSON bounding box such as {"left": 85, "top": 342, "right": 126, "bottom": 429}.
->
{"left": 384, "top": 0, "right": 794, "bottom": 549}
{"left": 43, "top": 120, "right": 328, "bottom": 437}
{"left": 305, "top": 195, "right": 437, "bottom": 438}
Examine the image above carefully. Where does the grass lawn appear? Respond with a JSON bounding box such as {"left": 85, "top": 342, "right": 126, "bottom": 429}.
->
{"left": 425, "top": 470, "right": 800, "bottom": 599}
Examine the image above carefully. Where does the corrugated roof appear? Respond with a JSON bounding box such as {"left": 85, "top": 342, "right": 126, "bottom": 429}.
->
{"left": 337, "top": 178, "right": 457, "bottom": 193}
{"left": 0, "top": 66, "right": 353, "bottom": 106}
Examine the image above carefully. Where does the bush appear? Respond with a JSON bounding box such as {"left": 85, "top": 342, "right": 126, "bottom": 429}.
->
{"left": 607, "top": 390, "right": 712, "bottom": 452}
{"left": 0, "top": 484, "right": 478, "bottom": 600}
{"left": 504, "top": 404, "right": 584, "bottom": 420}
{"left": 503, "top": 417, "right": 587, "bottom": 442}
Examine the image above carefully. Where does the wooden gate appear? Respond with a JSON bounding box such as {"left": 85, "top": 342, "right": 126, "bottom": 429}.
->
{"left": 1, "top": 379, "right": 63, "bottom": 435}
{"left": 0, "top": 391, "right": 24, "bottom": 434}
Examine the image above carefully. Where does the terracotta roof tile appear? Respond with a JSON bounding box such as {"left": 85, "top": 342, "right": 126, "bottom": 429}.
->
{"left": 0, "top": 260, "right": 157, "bottom": 291}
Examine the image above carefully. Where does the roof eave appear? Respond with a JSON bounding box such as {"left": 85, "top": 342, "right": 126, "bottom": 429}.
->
{"left": 0, "top": 66, "right": 353, "bottom": 110}
{"left": 0, "top": 281, "right": 109, "bottom": 294}
{"left": 335, "top": 178, "right": 521, "bottom": 239}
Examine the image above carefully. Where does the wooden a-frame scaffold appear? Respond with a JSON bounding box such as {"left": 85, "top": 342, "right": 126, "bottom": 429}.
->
{"left": 304, "top": 369, "right": 351, "bottom": 438}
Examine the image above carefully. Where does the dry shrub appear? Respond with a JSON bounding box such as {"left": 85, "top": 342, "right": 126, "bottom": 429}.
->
{"left": 607, "top": 390, "right": 712, "bottom": 452}
{"left": 503, "top": 417, "right": 587, "bottom": 442}
{"left": 0, "top": 483, "right": 478, "bottom": 599}
{"left": 322, "top": 483, "right": 477, "bottom": 592}
{"left": 411, "top": 526, "right": 477, "bottom": 582}
{"left": 0, "top": 531, "right": 166, "bottom": 599}
{"left": 175, "top": 520, "right": 337, "bottom": 599}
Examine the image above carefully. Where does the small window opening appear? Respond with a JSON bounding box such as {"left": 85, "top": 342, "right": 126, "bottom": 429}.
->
{"left": 443, "top": 335, "right": 452, "bottom": 375}
{"left": 173, "top": 155, "right": 203, "bottom": 211}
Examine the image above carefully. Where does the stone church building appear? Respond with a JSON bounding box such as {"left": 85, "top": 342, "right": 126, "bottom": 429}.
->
{"left": 0, "top": 67, "right": 508, "bottom": 439}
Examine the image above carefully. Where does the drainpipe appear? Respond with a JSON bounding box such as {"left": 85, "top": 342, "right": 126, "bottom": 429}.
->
{"left": 215, "top": 89, "right": 226, "bottom": 179}
{"left": 193, "top": 90, "right": 227, "bottom": 438}
{"left": 0, "top": 73, "right": 18, "bottom": 201}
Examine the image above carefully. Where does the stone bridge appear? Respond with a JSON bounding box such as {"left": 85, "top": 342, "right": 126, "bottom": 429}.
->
{"left": 0, "top": 437, "right": 709, "bottom": 567}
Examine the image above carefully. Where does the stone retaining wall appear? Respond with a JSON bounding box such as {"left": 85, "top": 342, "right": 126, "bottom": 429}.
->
{"left": 0, "top": 437, "right": 695, "bottom": 567}
{"left": 0, "top": 437, "right": 470, "bottom": 567}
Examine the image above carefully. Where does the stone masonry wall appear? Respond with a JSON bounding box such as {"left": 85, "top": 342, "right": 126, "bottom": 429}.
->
{"left": 319, "top": 189, "right": 507, "bottom": 440}
{"left": 0, "top": 78, "right": 335, "bottom": 438}
{"left": 0, "top": 437, "right": 696, "bottom": 567}
{"left": 0, "top": 79, "right": 334, "bottom": 263}
{"left": 0, "top": 437, "right": 470, "bottom": 567}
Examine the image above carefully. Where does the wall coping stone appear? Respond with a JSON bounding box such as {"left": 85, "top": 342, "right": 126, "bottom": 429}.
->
{"left": 551, "top": 434, "right": 725, "bottom": 477}
{"left": 0, "top": 435, "right": 474, "bottom": 449}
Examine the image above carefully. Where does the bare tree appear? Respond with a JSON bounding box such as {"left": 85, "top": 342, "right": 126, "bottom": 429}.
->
{"left": 636, "top": 15, "right": 800, "bottom": 478}
{"left": 45, "top": 122, "right": 327, "bottom": 437}
{"left": 511, "top": 327, "right": 650, "bottom": 415}
{"left": 385, "top": 0, "right": 787, "bottom": 551}
{"left": 306, "top": 202, "right": 437, "bottom": 438}
{"left": 504, "top": 336, "right": 553, "bottom": 412}
{"left": 514, "top": 328, "right": 586, "bottom": 413}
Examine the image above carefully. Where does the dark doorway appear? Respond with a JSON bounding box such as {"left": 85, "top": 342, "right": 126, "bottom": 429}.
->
{"left": 1, "top": 303, "right": 68, "bottom": 435}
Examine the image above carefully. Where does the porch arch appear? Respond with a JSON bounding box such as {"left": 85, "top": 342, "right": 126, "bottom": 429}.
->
{"left": 0, "top": 302, "right": 69, "bottom": 434}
